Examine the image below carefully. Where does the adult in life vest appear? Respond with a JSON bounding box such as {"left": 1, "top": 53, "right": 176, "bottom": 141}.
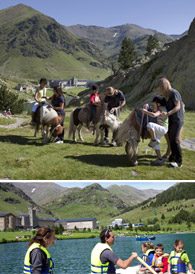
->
{"left": 136, "top": 242, "right": 155, "bottom": 274}
{"left": 152, "top": 244, "right": 169, "bottom": 274}
{"left": 168, "top": 239, "right": 194, "bottom": 274}
{"left": 91, "top": 229, "right": 138, "bottom": 274}
{"left": 24, "top": 227, "right": 56, "bottom": 274}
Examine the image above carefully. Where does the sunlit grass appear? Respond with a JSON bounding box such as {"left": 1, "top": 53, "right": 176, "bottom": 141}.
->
{"left": 0, "top": 109, "right": 194, "bottom": 180}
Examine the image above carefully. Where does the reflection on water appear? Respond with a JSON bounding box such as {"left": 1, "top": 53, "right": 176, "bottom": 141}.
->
{"left": 0, "top": 234, "right": 195, "bottom": 274}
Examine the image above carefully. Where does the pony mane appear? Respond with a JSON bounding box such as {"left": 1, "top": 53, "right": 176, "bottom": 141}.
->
{"left": 106, "top": 112, "right": 121, "bottom": 131}
{"left": 117, "top": 110, "right": 137, "bottom": 144}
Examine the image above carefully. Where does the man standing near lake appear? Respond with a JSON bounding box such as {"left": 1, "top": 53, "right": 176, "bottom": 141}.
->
{"left": 91, "top": 229, "right": 138, "bottom": 274}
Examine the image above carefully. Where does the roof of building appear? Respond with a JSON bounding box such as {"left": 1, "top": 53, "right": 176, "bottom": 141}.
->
{"left": 38, "top": 217, "right": 57, "bottom": 221}
{"left": 0, "top": 212, "right": 14, "bottom": 217}
{"left": 16, "top": 214, "right": 29, "bottom": 218}
{"left": 55, "top": 217, "right": 96, "bottom": 223}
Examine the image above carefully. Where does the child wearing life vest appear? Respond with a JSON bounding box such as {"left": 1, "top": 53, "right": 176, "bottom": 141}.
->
{"left": 89, "top": 85, "right": 101, "bottom": 127}
{"left": 137, "top": 242, "right": 155, "bottom": 274}
{"left": 152, "top": 244, "right": 169, "bottom": 274}
{"left": 168, "top": 239, "right": 194, "bottom": 274}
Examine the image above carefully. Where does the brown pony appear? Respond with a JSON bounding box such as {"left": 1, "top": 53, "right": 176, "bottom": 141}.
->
{"left": 116, "top": 109, "right": 183, "bottom": 166}
{"left": 34, "top": 104, "right": 64, "bottom": 144}
{"left": 68, "top": 104, "right": 121, "bottom": 145}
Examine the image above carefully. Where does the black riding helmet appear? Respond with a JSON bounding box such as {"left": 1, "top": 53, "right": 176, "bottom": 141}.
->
{"left": 152, "top": 95, "right": 166, "bottom": 106}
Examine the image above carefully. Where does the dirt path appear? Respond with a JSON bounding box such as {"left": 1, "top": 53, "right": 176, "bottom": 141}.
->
{"left": 0, "top": 117, "right": 28, "bottom": 129}
{"left": 181, "top": 138, "right": 195, "bottom": 151}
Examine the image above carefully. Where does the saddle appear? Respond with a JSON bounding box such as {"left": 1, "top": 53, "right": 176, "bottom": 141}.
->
{"left": 135, "top": 108, "right": 157, "bottom": 139}
{"left": 78, "top": 107, "right": 90, "bottom": 124}
{"left": 34, "top": 102, "right": 47, "bottom": 122}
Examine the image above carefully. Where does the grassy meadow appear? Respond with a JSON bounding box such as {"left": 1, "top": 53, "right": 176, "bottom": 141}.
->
{"left": 0, "top": 230, "right": 100, "bottom": 244}
{"left": 0, "top": 109, "right": 195, "bottom": 180}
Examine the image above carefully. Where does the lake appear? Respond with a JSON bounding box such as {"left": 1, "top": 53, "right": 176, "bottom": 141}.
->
{"left": 1, "top": 233, "right": 195, "bottom": 274}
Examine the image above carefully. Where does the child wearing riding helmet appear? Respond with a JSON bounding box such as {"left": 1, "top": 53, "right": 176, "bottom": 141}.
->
{"left": 30, "top": 78, "right": 49, "bottom": 125}
{"left": 89, "top": 85, "right": 101, "bottom": 127}
{"left": 142, "top": 95, "right": 168, "bottom": 166}
{"left": 152, "top": 244, "right": 169, "bottom": 274}
{"left": 168, "top": 239, "right": 194, "bottom": 274}
{"left": 136, "top": 242, "right": 155, "bottom": 274}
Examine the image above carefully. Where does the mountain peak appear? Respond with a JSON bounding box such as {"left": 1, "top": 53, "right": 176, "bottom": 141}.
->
{"left": 85, "top": 183, "right": 105, "bottom": 191}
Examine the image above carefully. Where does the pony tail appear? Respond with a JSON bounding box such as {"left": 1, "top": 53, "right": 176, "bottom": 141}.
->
{"left": 149, "top": 242, "right": 154, "bottom": 249}
{"left": 68, "top": 111, "right": 74, "bottom": 138}
{"left": 28, "top": 228, "right": 53, "bottom": 249}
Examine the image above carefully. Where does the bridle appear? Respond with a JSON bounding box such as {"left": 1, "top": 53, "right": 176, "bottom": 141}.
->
{"left": 49, "top": 124, "right": 61, "bottom": 142}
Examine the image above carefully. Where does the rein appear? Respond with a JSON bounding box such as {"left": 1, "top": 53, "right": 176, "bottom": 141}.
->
{"left": 137, "top": 104, "right": 149, "bottom": 141}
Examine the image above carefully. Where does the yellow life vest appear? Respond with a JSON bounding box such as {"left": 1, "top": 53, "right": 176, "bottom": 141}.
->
{"left": 142, "top": 249, "right": 155, "bottom": 267}
{"left": 169, "top": 250, "right": 187, "bottom": 273}
{"left": 23, "top": 242, "right": 53, "bottom": 274}
{"left": 91, "top": 242, "right": 115, "bottom": 274}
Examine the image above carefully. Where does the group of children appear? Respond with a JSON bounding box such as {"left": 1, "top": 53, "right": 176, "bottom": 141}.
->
{"left": 137, "top": 240, "right": 194, "bottom": 274}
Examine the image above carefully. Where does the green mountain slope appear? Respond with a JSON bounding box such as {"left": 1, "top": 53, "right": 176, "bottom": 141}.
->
{"left": 12, "top": 182, "right": 66, "bottom": 205}
{"left": 115, "top": 183, "right": 195, "bottom": 231}
{"left": 44, "top": 183, "right": 130, "bottom": 221}
{"left": 0, "top": 183, "right": 53, "bottom": 218}
{"left": 150, "top": 183, "right": 195, "bottom": 206}
{"left": 107, "top": 184, "right": 162, "bottom": 206}
{"left": 0, "top": 4, "right": 110, "bottom": 80}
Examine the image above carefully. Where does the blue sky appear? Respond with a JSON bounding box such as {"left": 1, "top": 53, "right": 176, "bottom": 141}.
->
{"left": 1, "top": 0, "right": 195, "bottom": 34}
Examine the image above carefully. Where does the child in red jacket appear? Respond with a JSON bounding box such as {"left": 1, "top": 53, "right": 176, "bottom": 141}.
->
{"left": 89, "top": 85, "right": 101, "bottom": 127}
{"left": 152, "top": 244, "right": 169, "bottom": 274}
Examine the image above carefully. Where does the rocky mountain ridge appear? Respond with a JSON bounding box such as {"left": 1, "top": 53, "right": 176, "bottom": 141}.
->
{"left": 99, "top": 18, "right": 195, "bottom": 109}
{"left": 66, "top": 24, "right": 176, "bottom": 61}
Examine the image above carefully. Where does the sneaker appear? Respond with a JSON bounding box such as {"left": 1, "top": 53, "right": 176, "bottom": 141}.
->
{"left": 104, "top": 137, "right": 109, "bottom": 144}
{"left": 55, "top": 139, "right": 63, "bottom": 144}
{"left": 110, "top": 140, "right": 117, "bottom": 147}
{"left": 169, "top": 162, "right": 182, "bottom": 168}
{"left": 148, "top": 139, "right": 160, "bottom": 147}
{"left": 151, "top": 158, "right": 164, "bottom": 166}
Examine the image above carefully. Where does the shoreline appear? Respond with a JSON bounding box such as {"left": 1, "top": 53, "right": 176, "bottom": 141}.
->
{"left": 1, "top": 231, "right": 194, "bottom": 245}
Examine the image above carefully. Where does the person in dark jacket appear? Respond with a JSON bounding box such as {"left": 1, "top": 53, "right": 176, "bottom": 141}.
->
{"left": 49, "top": 86, "right": 66, "bottom": 143}
{"left": 103, "top": 86, "right": 126, "bottom": 146}
{"left": 159, "top": 78, "right": 184, "bottom": 168}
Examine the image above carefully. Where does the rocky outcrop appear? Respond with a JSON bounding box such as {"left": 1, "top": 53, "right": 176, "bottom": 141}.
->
{"left": 100, "top": 19, "right": 195, "bottom": 110}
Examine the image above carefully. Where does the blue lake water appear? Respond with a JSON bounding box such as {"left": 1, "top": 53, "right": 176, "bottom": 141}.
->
{"left": 0, "top": 233, "right": 195, "bottom": 274}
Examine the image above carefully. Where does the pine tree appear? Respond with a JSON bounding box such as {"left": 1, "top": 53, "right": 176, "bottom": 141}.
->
{"left": 118, "top": 37, "right": 136, "bottom": 70}
{"left": 146, "top": 35, "right": 159, "bottom": 54}
{"left": 0, "top": 85, "right": 24, "bottom": 114}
